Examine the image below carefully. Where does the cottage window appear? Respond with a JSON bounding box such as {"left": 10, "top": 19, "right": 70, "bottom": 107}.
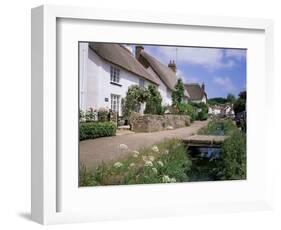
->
{"left": 139, "top": 79, "right": 145, "bottom": 87}
{"left": 110, "top": 66, "right": 120, "bottom": 83}
{"left": 111, "top": 94, "right": 120, "bottom": 113}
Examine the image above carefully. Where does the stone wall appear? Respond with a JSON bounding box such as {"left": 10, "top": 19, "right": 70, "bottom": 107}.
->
{"left": 130, "top": 113, "right": 190, "bottom": 132}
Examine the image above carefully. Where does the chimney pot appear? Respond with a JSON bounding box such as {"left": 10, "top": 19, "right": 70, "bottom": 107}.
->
{"left": 202, "top": 83, "right": 205, "bottom": 92}
{"left": 168, "top": 60, "right": 177, "bottom": 72}
{"left": 135, "top": 45, "right": 144, "bottom": 60}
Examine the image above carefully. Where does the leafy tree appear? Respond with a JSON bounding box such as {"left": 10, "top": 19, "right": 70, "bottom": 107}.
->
{"left": 239, "top": 91, "right": 246, "bottom": 100}
{"left": 144, "top": 85, "right": 163, "bottom": 115}
{"left": 208, "top": 97, "right": 227, "bottom": 105}
{"left": 226, "top": 93, "right": 236, "bottom": 103}
{"left": 172, "top": 79, "right": 185, "bottom": 106}
{"left": 217, "top": 130, "right": 246, "bottom": 180}
{"left": 233, "top": 91, "right": 246, "bottom": 114}
{"left": 121, "top": 85, "right": 149, "bottom": 120}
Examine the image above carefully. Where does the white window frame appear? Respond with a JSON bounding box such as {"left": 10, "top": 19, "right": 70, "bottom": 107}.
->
{"left": 110, "top": 94, "right": 120, "bottom": 113}
{"left": 110, "top": 65, "right": 120, "bottom": 84}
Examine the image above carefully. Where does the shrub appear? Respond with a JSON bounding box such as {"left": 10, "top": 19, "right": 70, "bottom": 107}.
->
{"left": 122, "top": 85, "right": 149, "bottom": 120}
{"left": 80, "top": 122, "right": 117, "bottom": 140}
{"left": 198, "top": 119, "right": 246, "bottom": 180}
{"left": 197, "top": 111, "right": 208, "bottom": 120}
{"left": 191, "top": 102, "right": 208, "bottom": 120}
{"left": 79, "top": 139, "right": 192, "bottom": 186}
{"left": 98, "top": 107, "right": 109, "bottom": 122}
{"left": 177, "top": 103, "right": 196, "bottom": 121}
{"left": 216, "top": 130, "right": 246, "bottom": 180}
{"left": 144, "top": 85, "right": 163, "bottom": 115}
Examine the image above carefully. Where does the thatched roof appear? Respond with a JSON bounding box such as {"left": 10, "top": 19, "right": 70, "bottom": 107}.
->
{"left": 89, "top": 43, "right": 161, "bottom": 85}
{"left": 184, "top": 83, "right": 206, "bottom": 101}
{"left": 140, "top": 50, "right": 190, "bottom": 98}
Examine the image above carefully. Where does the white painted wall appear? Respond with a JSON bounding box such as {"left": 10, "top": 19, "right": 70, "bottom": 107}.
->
{"left": 190, "top": 95, "right": 207, "bottom": 104}
{"left": 80, "top": 43, "right": 155, "bottom": 115}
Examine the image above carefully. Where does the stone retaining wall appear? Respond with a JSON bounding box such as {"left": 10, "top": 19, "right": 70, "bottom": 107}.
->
{"left": 130, "top": 113, "right": 190, "bottom": 132}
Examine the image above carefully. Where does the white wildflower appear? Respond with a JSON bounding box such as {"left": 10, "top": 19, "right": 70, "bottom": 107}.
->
{"left": 162, "top": 175, "right": 171, "bottom": 183}
{"left": 119, "top": 144, "right": 128, "bottom": 150}
{"left": 132, "top": 150, "right": 139, "bottom": 158}
{"left": 129, "top": 163, "right": 135, "bottom": 168}
{"left": 132, "top": 150, "right": 139, "bottom": 155}
{"left": 170, "top": 177, "right": 177, "bottom": 183}
{"left": 142, "top": 156, "right": 148, "bottom": 161}
{"left": 148, "top": 155, "right": 155, "bottom": 162}
{"left": 164, "top": 150, "right": 169, "bottom": 155}
{"left": 152, "top": 167, "right": 158, "bottom": 174}
{"left": 152, "top": 145, "right": 159, "bottom": 153}
{"left": 114, "top": 162, "right": 123, "bottom": 168}
{"left": 144, "top": 160, "right": 153, "bottom": 167}
{"left": 157, "top": 161, "right": 164, "bottom": 167}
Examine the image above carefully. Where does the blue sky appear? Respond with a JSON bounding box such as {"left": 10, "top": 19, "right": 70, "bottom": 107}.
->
{"left": 135, "top": 45, "right": 246, "bottom": 99}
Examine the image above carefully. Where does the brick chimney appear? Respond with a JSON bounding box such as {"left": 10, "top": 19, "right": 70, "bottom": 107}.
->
{"left": 201, "top": 83, "right": 205, "bottom": 92}
{"left": 135, "top": 45, "right": 144, "bottom": 60}
{"left": 168, "top": 60, "right": 176, "bottom": 72}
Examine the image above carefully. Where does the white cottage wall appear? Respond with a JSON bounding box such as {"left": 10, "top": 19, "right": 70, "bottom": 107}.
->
{"left": 80, "top": 43, "right": 156, "bottom": 115}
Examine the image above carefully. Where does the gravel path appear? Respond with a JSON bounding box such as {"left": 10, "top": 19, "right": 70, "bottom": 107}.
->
{"left": 80, "top": 120, "right": 209, "bottom": 170}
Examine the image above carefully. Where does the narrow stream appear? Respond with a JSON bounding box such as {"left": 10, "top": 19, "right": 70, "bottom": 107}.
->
{"left": 187, "top": 122, "right": 225, "bottom": 182}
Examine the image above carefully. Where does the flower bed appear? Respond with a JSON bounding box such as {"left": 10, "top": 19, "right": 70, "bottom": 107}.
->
{"left": 79, "top": 139, "right": 192, "bottom": 186}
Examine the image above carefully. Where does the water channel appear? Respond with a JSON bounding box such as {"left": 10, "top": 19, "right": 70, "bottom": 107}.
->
{"left": 187, "top": 122, "right": 225, "bottom": 182}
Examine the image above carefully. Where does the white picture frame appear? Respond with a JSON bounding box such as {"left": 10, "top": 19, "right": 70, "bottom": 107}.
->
{"left": 31, "top": 5, "right": 274, "bottom": 225}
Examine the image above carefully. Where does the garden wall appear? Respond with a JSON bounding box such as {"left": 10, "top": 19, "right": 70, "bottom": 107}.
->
{"left": 130, "top": 113, "right": 190, "bottom": 132}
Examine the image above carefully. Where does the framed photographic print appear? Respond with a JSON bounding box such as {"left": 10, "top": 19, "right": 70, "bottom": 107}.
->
{"left": 31, "top": 5, "right": 274, "bottom": 225}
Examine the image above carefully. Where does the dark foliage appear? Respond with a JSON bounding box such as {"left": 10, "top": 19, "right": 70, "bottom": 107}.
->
{"left": 80, "top": 122, "right": 117, "bottom": 140}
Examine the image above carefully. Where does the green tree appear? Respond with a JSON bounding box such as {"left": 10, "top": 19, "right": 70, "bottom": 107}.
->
{"left": 121, "top": 85, "right": 149, "bottom": 120}
{"left": 233, "top": 91, "right": 246, "bottom": 114}
{"left": 217, "top": 130, "right": 246, "bottom": 180}
{"left": 172, "top": 79, "right": 185, "bottom": 106}
{"left": 208, "top": 97, "right": 227, "bottom": 105}
{"left": 226, "top": 93, "right": 236, "bottom": 104}
{"left": 144, "top": 85, "right": 163, "bottom": 115}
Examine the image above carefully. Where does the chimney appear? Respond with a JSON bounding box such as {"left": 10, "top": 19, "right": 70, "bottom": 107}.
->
{"left": 135, "top": 45, "right": 144, "bottom": 60}
{"left": 168, "top": 60, "right": 176, "bottom": 72}
{"left": 202, "top": 83, "right": 205, "bottom": 92}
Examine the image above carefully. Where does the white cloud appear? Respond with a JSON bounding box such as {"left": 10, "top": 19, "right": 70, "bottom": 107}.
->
{"left": 213, "top": 76, "right": 236, "bottom": 93}
{"left": 225, "top": 49, "right": 246, "bottom": 60}
{"left": 148, "top": 46, "right": 236, "bottom": 71}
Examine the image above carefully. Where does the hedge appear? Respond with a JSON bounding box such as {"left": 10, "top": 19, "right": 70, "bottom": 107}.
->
{"left": 80, "top": 122, "right": 117, "bottom": 140}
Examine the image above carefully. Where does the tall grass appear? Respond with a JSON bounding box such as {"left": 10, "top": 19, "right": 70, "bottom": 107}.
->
{"left": 197, "top": 118, "right": 246, "bottom": 180}
{"left": 198, "top": 118, "right": 236, "bottom": 136}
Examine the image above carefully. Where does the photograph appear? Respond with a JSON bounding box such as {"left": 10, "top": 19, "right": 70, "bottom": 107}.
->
{"left": 78, "top": 42, "right": 247, "bottom": 186}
